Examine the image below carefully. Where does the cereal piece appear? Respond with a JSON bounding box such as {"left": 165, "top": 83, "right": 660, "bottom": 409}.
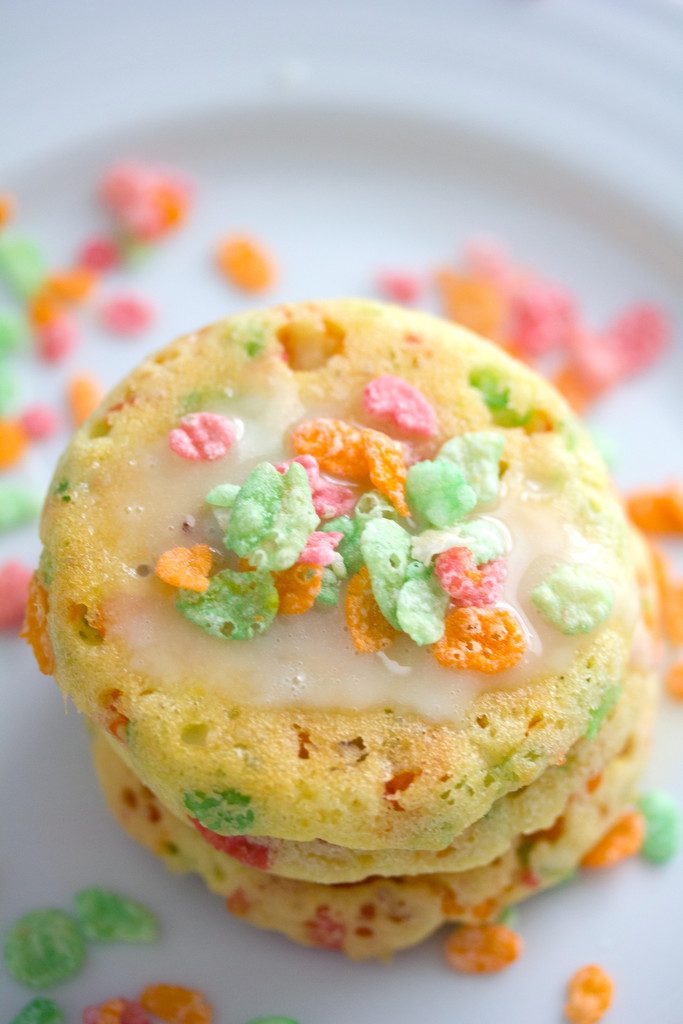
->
{"left": 435, "top": 547, "right": 506, "bottom": 606}
{"left": 0, "top": 235, "right": 46, "bottom": 298}
{"left": 20, "top": 404, "right": 61, "bottom": 440}
{"left": 353, "top": 489, "right": 399, "bottom": 524}
{"left": 10, "top": 999, "right": 64, "bottom": 1024}
{"left": 226, "top": 462, "right": 318, "bottom": 572}
{"left": 638, "top": 791, "right": 681, "bottom": 864}
{"left": 406, "top": 458, "right": 477, "bottom": 528}
{"left": 291, "top": 418, "right": 367, "bottom": 480}
{"left": 206, "top": 483, "right": 240, "bottom": 508}
{"left": 297, "top": 530, "right": 342, "bottom": 567}
{"left": 276, "top": 455, "right": 356, "bottom": 520}
{"left": 35, "top": 313, "right": 79, "bottom": 363}
{"left": 463, "top": 236, "right": 512, "bottom": 285}
{"left": 216, "top": 234, "right": 276, "bottom": 293}
{"left": 176, "top": 568, "right": 278, "bottom": 640}
{"left": 564, "top": 964, "right": 614, "bottom": 1024}
{"left": 0, "top": 418, "right": 28, "bottom": 469}
{"left": 411, "top": 518, "right": 508, "bottom": 567}
{"left": 20, "top": 574, "right": 54, "bottom": 673}
{"left": 139, "top": 985, "right": 212, "bottom": 1024}
{"left": 68, "top": 373, "right": 103, "bottom": 426}
{"left": 374, "top": 269, "right": 423, "bottom": 304}
{"left": 168, "top": 413, "right": 236, "bottom": 461}
{"left": 0, "top": 559, "right": 32, "bottom": 629}
{"left": 552, "top": 363, "right": 602, "bottom": 414}
{"left": 316, "top": 565, "right": 342, "bottom": 606}
{"left": 444, "top": 923, "right": 523, "bottom": 974}
{"left": 82, "top": 998, "right": 149, "bottom": 1024}
{"left": 275, "top": 563, "right": 323, "bottom": 614}
{"left": 363, "top": 374, "right": 437, "bottom": 437}
{"left": 626, "top": 484, "right": 683, "bottom": 534}
{"left": 345, "top": 566, "right": 398, "bottom": 652}
{"left": 662, "top": 578, "right": 683, "bottom": 645}
{"left": 438, "top": 431, "right": 504, "bottom": 507}
{"left": 99, "top": 294, "right": 155, "bottom": 336}
{"left": 44, "top": 268, "right": 97, "bottom": 303}
{"left": 0, "top": 192, "right": 15, "bottom": 227}
{"left": 77, "top": 236, "right": 121, "bottom": 272}
{"left": 322, "top": 515, "right": 364, "bottom": 577}
{"left": 362, "top": 428, "right": 409, "bottom": 515}
{"left": 603, "top": 302, "right": 671, "bottom": 376}
{"left": 4, "top": 909, "right": 86, "bottom": 988}
{"left": 507, "top": 279, "right": 577, "bottom": 358}
{"left": 100, "top": 162, "right": 192, "bottom": 242}
{"left": 28, "top": 290, "right": 63, "bottom": 328}
{"left": 396, "top": 570, "right": 448, "bottom": 644}
{"left": 0, "top": 309, "right": 28, "bottom": 354}
{"left": 666, "top": 661, "right": 683, "bottom": 700}
{"left": 155, "top": 546, "right": 212, "bottom": 593}
{"left": 0, "top": 483, "right": 41, "bottom": 532}
{"left": 432, "top": 606, "right": 525, "bottom": 673}
{"left": 434, "top": 270, "right": 504, "bottom": 339}
{"left": 184, "top": 787, "right": 254, "bottom": 832}
{"left": 74, "top": 887, "right": 159, "bottom": 942}
{"left": 360, "top": 518, "right": 411, "bottom": 628}
{"left": 581, "top": 810, "right": 645, "bottom": 868}
{"left": 0, "top": 360, "right": 19, "bottom": 414}
{"left": 532, "top": 564, "right": 614, "bottom": 635}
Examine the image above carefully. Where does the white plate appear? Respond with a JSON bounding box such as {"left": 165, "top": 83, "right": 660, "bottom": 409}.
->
{"left": 2, "top": 3, "right": 683, "bottom": 1022}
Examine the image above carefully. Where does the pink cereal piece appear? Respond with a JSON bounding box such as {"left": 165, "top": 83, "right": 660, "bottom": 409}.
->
{"left": 363, "top": 374, "right": 437, "bottom": 437}
{"left": 374, "top": 270, "right": 423, "bottom": 304}
{"left": 19, "top": 403, "right": 61, "bottom": 440}
{"left": 297, "top": 530, "right": 343, "bottom": 567}
{"left": 83, "top": 999, "right": 150, "bottom": 1024}
{"left": 602, "top": 302, "right": 671, "bottom": 376}
{"left": 276, "top": 453, "right": 320, "bottom": 491}
{"left": 277, "top": 455, "right": 356, "bottom": 519}
{"left": 34, "top": 311, "right": 79, "bottom": 363}
{"left": 0, "top": 559, "right": 33, "bottom": 630}
{"left": 507, "top": 279, "right": 577, "bottom": 358}
{"left": 168, "top": 412, "right": 237, "bottom": 461}
{"left": 99, "top": 293, "right": 155, "bottom": 336}
{"left": 77, "top": 235, "right": 121, "bottom": 271}
{"left": 462, "top": 236, "right": 514, "bottom": 289}
{"left": 435, "top": 547, "right": 507, "bottom": 607}
{"left": 568, "top": 330, "right": 623, "bottom": 390}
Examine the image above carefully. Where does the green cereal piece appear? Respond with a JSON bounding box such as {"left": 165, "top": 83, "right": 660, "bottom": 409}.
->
{"left": 496, "top": 906, "right": 519, "bottom": 929}
{"left": 439, "top": 431, "right": 504, "bottom": 507}
{"left": 469, "top": 368, "right": 530, "bottom": 427}
{"left": 360, "top": 518, "right": 411, "bottom": 628}
{"left": 0, "top": 358, "right": 19, "bottom": 414}
{"left": 638, "top": 791, "right": 681, "bottom": 864}
{"left": 206, "top": 483, "right": 241, "bottom": 508}
{"left": 396, "top": 570, "right": 448, "bottom": 645}
{"left": 0, "top": 309, "right": 28, "bottom": 354}
{"left": 316, "top": 566, "right": 341, "bottom": 607}
{"left": 226, "top": 461, "right": 318, "bottom": 571}
{"left": 532, "top": 563, "right": 614, "bottom": 635}
{"left": 353, "top": 489, "right": 400, "bottom": 524}
{"left": 411, "top": 518, "right": 508, "bottom": 567}
{"left": 184, "top": 787, "right": 255, "bottom": 832}
{"left": 0, "top": 483, "right": 42, "bottom": 532}
{"left": 73, "top": 887, "right": 159, "bottom": 943}
{"left": 322, "top": 515, "right": 364, "bottom": 577}
{"left": 4, "top": 909, "right": 86, "bottom": 988}
{"left": 406, "top": 459, "right": 477, "bottom": 528}
{"left": 9, "top": 999, "right": 64, "bottom": 1024}
{"left": 585, "top": 682, "right": 621, "bottom": 740}
{"left": 177, "top": 568, "right": 278, "bottom": 640}
{"left": 226, "top": 319, "right": 268, "bottom": 358}
{"left": 0, "top": 236, "right": 46, "bottom": 298}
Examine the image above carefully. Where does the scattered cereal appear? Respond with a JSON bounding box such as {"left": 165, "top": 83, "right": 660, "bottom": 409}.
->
{"left": 139, "top": 986, "right": 212, "bottom": 1024}
{"left": 435, "top": 547, "right": 506, "bottom": 606}
{"left": 532, "top": 564, "right": 614, "bottom": 635}
{"left": 4, "top": 909, "right": 86, "bottom": 988}
{"left": 360, "top": 517, "right": 411, "bottom": 628}
{"left": 168, "top": 413, "right": 236, "bottom": 461}
{"left": 444, "top": 923, "right": 523, "bottom": 974}
{"left": 362, "top": 428, "right": 409, "bottom": 515}
{"left": 665, "top": 661, "right": 683, "bottom": 700}
{"left": 564, "top": 964, "right": 614, "bottom": 1024}
{"left": 35, "top": 312, "right": 79, "bottom": 363}
{"left": 99, "top": 162, "right": 192, "bottom": 242}
{"left": 411, "top": 518, "right": 508, "bottom": 567}
{"left": 275, "top": 562, "right": 323, "bottom": 614}
{"left": 374, "top": 269, "right": 423, "bottom": 304}
{"left": 67, "top": 373, "right": 104, "bottom": 426}
{"left": 0, "top": 418, "right": 28, "bottom": 469}
{"left": 438, "top": 430, "right": 504, "bottom": 507}
{"left": 507, "top": 279, "right": 576, "bottom": 358}
{"left": 602, "top": 302, "right": 671, "bottom": 376}
{"left": 99, "top": 293, "right": 155, "bottom": 336}
{"left": 20, "top": 404, "right": 60, "bottom": 440}
{"left": 0, "top": 483, "right": 41, "bottom": 533}
{"left": 177, "top": 567, "right": 279, "bottom": 640}
{"left": 216, "top": 234, "right": 276, "bottom": 293}
{"left": 0, "top": 309, "right": 28, "bottom": 354}
{"left": 74, "top": 887, "right": 159, "bottom": 942}
{"left": 406, "top": 458, "right": 477, "bottom": 528}
{"left": 322, "top": 515, "right": 364, "bottom": 577}
{"left": 396, "top": 569, "right": 448, "bottom": 645}
{"left": 0, "top": 559, "right": 32, "bottom": 629}
{"left": 0, "top": 192, "right": 16, "bottom": 227}
{"left": 435, "top": 270, "right": 504, "bottom": 339}
{"left": 0, "top": 235, "right": 46, "bottom": 298}
{"left": 291, "top": 419, "right": 367, "bottom": 480}
{"left": 9, "top": 999, "right": 65, "bottom": 1024}
{"left": 297, "top": 530, "right": 342, "bottom": 567}
{"left": 363, "top": 374, "right": 437, "bottom": 436}
{"left": 345, "top": 565, "right": 398, "bottom": 652}
{"left": 638, "top": 791, "right": 681, "bottom": 864}
{"left": 77, "top": 236, "right": 121, "bottom": 272}
{"left": 155, "top": 546, "right": 212, "bottom": 593}
{"left": 581, "top": 810, "right": 644, "bottom": 868}
{"left": 626, "top": 484, "right": 683, "bottom": 534}
{"left": 432, "top": 606, "right": 525, "bottom": 672}
{"left": 82, "top": 997, "right": 149, "bottom": 1024}
{"left": 276, "top": 455, "right": 356, "bottom": 520}
{"left": 44, "top": 268, "right": 97, "bottom": 304}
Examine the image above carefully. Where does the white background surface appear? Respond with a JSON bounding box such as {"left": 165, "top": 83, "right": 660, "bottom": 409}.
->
{"left": 1, "top": 2, "right": 682, "bottom": 1021}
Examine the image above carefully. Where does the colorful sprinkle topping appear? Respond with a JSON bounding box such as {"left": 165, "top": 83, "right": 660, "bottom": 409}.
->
{"left": 363, "top": 374, "right": 437, "bottom": 436}
{"left": 176, "top": 568, "right": 278, "bottom": 640}
{"left": 73, "top": 887, "right": 159, "bottom": 943}
{"left": 4, "top": 908, "right": 86, "bottom": 988}
{"left": 532, "top": 564, "right": 614, "bottom": 635}
{"left": 564, "top": 964, "right": 614, "bottom": 1024}
{"left": 432, "top": 607, "right": 526, "bottom": 673}
{"left": 168, "top": 413, "right": 237, "bottom": 461}
{"left": 406, "top": 458, "right": 477, "bottom": 528}
{"left": 155, "top": 546, "right": 212, "bottom": 593}
{"left": 139, "top": 985, "right": 212, "bottom": 1024}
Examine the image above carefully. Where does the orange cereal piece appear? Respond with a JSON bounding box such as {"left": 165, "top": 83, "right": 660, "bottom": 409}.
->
{"left": 291, "top": 418, "right": 367, "bottom": 480}
{"left": 139, "top": 984, "right": 213, "bottom": 1024}
{"left": 581, "top": 810, "right": 644, "bottom": 868}
{"left": 626, "top": 483, "right": 683, "bottom": 534}
{"left": 362, "top": 428, "right": 409, "bottom": 516}
{"left": 44, "top": 267, "right": 97, "bottom": 303}
{"left": 434, "top": 269, "right": 505, "bottom": 340}
{"left": 154, "top": 182, "right": 190, "bottom": 230}
{"left": 665, "top": 661, "right": 683, "bottom": 701}
{"left": 432, "top": 606, "right": 525, "bottom": 673}
{"left": 20, "top": 573, "right": 55, "bottom": 675}
{"left": 663, "top": 578, "right": 683, "bottom": 645}
{"left": 0, "top": 418, "right": 28, "bottom": 469}
{"left": 67, "top": 372, "right": 104, "bottom": 426}
{"left": 444, "top": 923, "right": 523, "bottom": 974}
{"left": 215, "top": 233, "right": 276, "bottom": 293}
{"left": 155, "top": 545, "right": 212, "bottom": 593}
{"left": 552, "top": 363, "right": 601, "bottom": 414}
{"left": 345, "top": 566, "right": 398, "bottom": 652}
{"left": 275, "top": 562, "right": 323, "bottom": 614}
{"left": 28, "top": 289, "right": 63, "bottom": 327}
{"left": 0, "top": 192, "right": 15, "bottom": 227}
{"left": 565, "top": 964, "right": 614, "bottom": 1024}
